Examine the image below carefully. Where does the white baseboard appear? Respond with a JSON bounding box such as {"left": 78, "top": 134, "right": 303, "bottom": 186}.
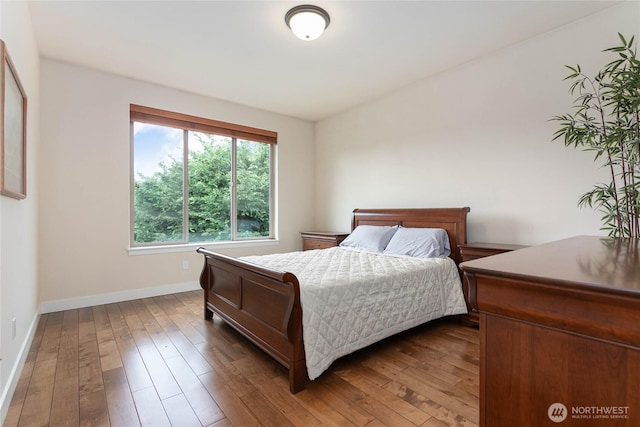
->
{"left": 0, "top": 310, "right": 40, "bottom": 425}
{"left": 40, "top": 281, "right": 201, "bottom": 314}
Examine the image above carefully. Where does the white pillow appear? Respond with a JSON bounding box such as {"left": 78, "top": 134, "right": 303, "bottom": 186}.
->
{"left": 383, "top": 227, "right": 450, "bottom": 258}
{"left": 339, "top": 225, "right": 398, "bottom": 252}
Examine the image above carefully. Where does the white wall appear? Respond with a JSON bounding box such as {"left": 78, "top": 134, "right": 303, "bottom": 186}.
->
{"left": 315, "top": 1, "right": 639, "bottom": 246}
{"left": 0, "top": 0, "right": 40, "bottom": 422}
{"left": 38, "top": 60, "right": 315, "bottom": 308}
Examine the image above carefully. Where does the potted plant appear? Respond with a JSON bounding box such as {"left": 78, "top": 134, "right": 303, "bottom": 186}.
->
{"left": 552, "top": 33, "right": 639, "bottom": 238}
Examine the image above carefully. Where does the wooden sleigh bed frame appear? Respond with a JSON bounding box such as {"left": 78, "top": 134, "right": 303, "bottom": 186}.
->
{"left": 197, "top": 207, "right": 470, "bottom": 393}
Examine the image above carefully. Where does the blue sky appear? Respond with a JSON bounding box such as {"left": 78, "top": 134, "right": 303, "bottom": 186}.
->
{"left": 133, "top": 122, "right": 183, "bottom": 179}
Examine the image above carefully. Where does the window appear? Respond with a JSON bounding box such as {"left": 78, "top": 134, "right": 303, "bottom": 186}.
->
{"left": 130, "top": 105, "right": 276, "bottom": 247}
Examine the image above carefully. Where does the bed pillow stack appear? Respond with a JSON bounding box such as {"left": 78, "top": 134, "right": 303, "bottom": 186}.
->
{"left": 339, "top": 225, "right": 450, "bottom": 258}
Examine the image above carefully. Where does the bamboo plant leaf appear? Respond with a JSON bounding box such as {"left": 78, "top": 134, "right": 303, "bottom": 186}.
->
{"left": 552, "top": 33, "right": 640, "bottom": 238}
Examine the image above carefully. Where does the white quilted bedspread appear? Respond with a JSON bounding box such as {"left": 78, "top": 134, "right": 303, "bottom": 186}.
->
{"left": 241, "top": 246, "right": 467, "bottom": 380}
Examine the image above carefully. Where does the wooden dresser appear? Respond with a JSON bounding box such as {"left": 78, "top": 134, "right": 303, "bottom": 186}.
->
{"left": 461, "top": 236, "right": 640, "bottom": 426}
{"left": 300, "top": 231, "right": 349, "bottom": 251}
{"left": 458, "top": 242, "right": 527, "bottom": 325}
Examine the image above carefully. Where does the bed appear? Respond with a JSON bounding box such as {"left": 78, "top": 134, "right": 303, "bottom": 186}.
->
{"left": 197, "top": 207, "right": 470, "bottom": 393}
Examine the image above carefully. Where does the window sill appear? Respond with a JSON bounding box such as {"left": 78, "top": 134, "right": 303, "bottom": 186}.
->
{"left": 128, "top": 239, "right": 280, "bottom": 256}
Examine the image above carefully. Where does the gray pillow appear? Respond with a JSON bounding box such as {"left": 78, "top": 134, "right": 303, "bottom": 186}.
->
{"left": 383, "top": 227, "right": 450, "bottom": 258}
{"left": 339, "top": 225, "right": 398, "bottom": 252}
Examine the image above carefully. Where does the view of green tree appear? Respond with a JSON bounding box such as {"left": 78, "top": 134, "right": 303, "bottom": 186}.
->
{"left": 236, "top": 140, "right": 271, "bottom": 237}
{"left": 133, "top": 157, "right": 184, "bottom": 243}
{"left": 133, "top": 132, "right": 271, "bottom": 244}
{"left": 187, "top": 133, "right": 232, "bottom": 242}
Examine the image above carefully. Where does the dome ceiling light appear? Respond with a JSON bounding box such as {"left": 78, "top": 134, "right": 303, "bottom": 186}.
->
{"left": 285, "top": 5, "right": 330, "bottom": 41}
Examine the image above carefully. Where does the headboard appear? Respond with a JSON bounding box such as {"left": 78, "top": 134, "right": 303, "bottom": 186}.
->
{"left": 351, "top": 208, "right": 470, "bottom": 265}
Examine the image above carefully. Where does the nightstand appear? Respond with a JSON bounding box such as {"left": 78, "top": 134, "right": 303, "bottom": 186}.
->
{"left": 458, "top": 242, "right": 527, "bottom": 326}
{"left": 300, "top": 231, "right": 349, "bottom": 251}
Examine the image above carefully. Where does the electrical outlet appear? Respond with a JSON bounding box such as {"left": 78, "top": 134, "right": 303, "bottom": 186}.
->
{"left": 11, "top": 318, "right": 16, "bottom": 340}
{"left": 182, "top": 260, "right": 189, "bottom": 270}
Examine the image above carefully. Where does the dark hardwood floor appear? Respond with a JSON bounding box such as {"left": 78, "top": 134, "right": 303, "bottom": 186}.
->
{"left": 3, "top": 290, "right": 479, "bottom": 427}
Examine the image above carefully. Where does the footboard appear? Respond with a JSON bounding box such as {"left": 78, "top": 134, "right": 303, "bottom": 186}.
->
{"left": 196, "top": 247, "right": 306, "bottom": 393}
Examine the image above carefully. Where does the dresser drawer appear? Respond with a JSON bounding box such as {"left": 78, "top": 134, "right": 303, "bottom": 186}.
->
{"left": 300, "top": 231, "right": 349, "bottom": 251}
{"left": 303, "top": 240, "right": 336, "bottom": 251}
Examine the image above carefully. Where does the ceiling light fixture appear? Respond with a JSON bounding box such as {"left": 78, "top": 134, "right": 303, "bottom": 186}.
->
{"left": 285, "top": 5, "right": 330, "bottom": 41}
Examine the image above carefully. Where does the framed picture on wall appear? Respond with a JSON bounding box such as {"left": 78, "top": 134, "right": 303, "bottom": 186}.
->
{"left": 0, "top": 40, "right": 27, "bottom": 199}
